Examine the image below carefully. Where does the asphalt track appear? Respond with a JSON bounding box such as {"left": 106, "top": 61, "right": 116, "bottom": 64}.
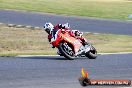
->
{"left": 0, "top": 54, "right": 132, "bottom": 88}
{"left": 0, "top": 10, "right": 132, "bottom": 35}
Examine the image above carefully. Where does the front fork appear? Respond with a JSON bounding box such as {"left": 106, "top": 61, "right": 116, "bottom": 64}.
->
{"left": 75, "top": 44, "right": 91, "bottom": 56}
{"left": 85, "top": 44, "right": 91, "bottom": 53}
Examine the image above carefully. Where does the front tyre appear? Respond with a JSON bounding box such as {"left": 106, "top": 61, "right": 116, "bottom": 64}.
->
{"left": 58, "top": 43, "right": 75, "bottom": 60}
{"left": 85, "top": 46, "right": 97, "bottom": 59}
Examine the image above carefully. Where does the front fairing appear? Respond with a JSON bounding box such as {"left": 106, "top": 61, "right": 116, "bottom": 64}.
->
{"left": 50, "top": 29, "right": 83, "bottom": 54}
{"left": 63, "top": 34, "right": 82, "bottom": 53}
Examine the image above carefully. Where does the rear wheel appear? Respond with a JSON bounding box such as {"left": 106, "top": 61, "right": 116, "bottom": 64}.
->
{"left": 85, "top": 45, "right": 97, "bottom": 59}
{"left": 58, "top": 42, "right": 75, "bottom": 60}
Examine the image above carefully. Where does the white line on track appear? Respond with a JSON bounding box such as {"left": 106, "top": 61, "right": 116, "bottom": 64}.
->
{"left": 99, "top": 52, "right": 132, "bottom": 55}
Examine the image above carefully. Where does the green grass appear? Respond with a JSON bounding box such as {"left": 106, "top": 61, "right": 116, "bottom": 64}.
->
{"left": 0, "top": 0, "right": 132, "bottom": 20}
{"left": 0, "top": 25, "right": 132, "bottom": 56}
{"left": 84, "top": 33, "right": 132, "bottom": 53}
{"left": 0, "top": 25, "right": 57, "bottom": 56}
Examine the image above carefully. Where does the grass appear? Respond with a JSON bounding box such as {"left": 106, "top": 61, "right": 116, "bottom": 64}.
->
{"left": 84, "top": 33, "right": 132, "bottom": 53}
{"left": 0, "top": 25, "right": 132, "bottom": 56}
{"left": 0, "top": 25, "right": 56, "bottom": 56}
{"left": 0, "top": 0, "right": 132, "bottom": 20}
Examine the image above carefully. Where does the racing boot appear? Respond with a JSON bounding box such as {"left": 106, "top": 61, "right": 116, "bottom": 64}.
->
{"left": 57, "top": 49, "right": 63, "bottom": 56}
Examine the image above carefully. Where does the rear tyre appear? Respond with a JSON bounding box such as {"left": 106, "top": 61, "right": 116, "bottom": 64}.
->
{"left": 85, "top": 45, "right": 97, "bottom": 59}
{"left": 58, "top": 43, "right": 75, "bottom": 60}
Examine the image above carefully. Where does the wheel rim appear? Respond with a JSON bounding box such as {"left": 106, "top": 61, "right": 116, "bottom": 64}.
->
{"left": 90, "top": 50, "right": 97, "bottom": 54}
{"left": 62, "top": 43, "right": 74, "bottom": 56}
{"left": 90, "top": 46, "right": 97, "bottom": 54}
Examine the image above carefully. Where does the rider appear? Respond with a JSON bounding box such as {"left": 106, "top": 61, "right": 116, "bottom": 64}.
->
{"left": 44, "top": 23, "right": 71, "bottom": 42}
{"left": 43, "top": 22, "right": 88, "bottom": 48}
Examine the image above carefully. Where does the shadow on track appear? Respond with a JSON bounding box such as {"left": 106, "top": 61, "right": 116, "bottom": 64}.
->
{"left": 19, "top": 56, "right": 68, "bottom": 60}
{"left": 18, "top": 56, "right": 88, "bottom": 60}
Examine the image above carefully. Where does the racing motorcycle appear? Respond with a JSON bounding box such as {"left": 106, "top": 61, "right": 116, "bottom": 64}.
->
{"left": 50, "top": 29, "right": 97, "bottom": 60}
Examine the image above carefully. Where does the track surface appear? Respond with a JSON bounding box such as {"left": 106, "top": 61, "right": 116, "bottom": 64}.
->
{"left": 0, "top": 54, "right": 132, "bottom": 88}
{"left": 0, "top": 10, "right": 132, "bottom": 35}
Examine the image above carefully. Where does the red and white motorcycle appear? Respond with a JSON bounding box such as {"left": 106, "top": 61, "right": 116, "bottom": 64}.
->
{"left": 50, "top": 29, "right": 97, "bottom": 60}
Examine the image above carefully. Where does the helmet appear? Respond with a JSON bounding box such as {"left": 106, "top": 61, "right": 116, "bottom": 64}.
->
{"left": 44, "top": 22, "right": 54, "bottom": 34}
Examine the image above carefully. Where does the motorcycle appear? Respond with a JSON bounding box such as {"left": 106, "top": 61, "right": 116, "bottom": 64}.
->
{"left": 50, "top": 29, "right": 97, "bottom": 60}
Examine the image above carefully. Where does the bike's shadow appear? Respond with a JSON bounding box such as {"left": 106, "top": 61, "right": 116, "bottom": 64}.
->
{"left": 19, "top": 56, "right": 88, "bottom": 60}
{"left": 19, "top": 56, "right": 68, "bottom": 60}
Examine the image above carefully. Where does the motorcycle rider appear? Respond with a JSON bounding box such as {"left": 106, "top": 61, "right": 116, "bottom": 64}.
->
{"left": 43, "top": 22, "right": 88, "bottom": 54}
{"left": 44, "top": 23, "right": 71, "bottom": 42}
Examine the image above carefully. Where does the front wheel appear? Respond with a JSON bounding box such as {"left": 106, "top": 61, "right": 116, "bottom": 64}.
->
{"left": 85, "top": 45, "right": 97, "bottom": 59}
{"left": 58, "top": 42, "right": 75, "bottom": 60}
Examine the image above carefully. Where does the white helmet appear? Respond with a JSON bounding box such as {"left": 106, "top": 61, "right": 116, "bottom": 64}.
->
{"left": 44, "top": 22, "right": 54, "bottom": 34}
